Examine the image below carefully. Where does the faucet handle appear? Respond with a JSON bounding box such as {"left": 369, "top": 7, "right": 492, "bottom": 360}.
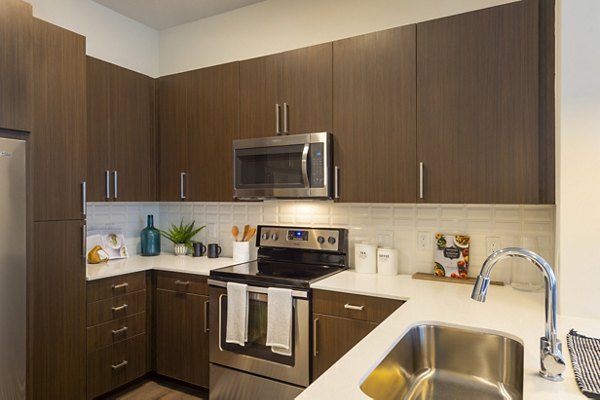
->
{"left": 539, "top": 337, "right": 566, "bottom": 381}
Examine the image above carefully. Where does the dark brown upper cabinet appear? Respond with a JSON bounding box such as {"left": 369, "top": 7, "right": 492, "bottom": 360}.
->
{"left": 333, "top": 26, "right": 417, "bottom": 203}
{"left": 416, "top": 0, "right": 549, "bottom": 204}
{"left": 87, "top": 57, "right": 156, "bottom": 202}
{"left": 32, "top": 18, "right": 86, "bottom": 222}
{"left": 238, "top": 43, "right": 332, "bottom": 138}
{"left": 158, "top": 62, "right": 239, "bottom": 201}
{"left": 0, "top": 0, "right": 32, "bottom": 132}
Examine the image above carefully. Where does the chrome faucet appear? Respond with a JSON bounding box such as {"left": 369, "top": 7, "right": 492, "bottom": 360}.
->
{"left": 471, "top": 247, "right": 565, "bottom": 381}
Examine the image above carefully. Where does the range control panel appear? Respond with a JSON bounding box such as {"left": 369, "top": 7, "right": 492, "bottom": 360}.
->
{"left": 257, "top": 225, "right": 346, "bottom": 252}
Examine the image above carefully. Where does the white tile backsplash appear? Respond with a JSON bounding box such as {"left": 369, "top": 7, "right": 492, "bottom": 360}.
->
{"left": 87, "top": 201, "right": 556, "bottom": 283}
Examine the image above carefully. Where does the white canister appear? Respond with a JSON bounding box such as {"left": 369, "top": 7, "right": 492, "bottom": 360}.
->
{"left": 377, "top": 248, "right": 398, "bottom": 276}
{"left": 354, "top": 243, "right": 377, "bottom": 274}
{"left": 232, "top": 241, "right": 251, "bottom": 263}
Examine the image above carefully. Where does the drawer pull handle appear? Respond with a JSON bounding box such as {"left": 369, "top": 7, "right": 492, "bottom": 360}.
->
{"left": 203, "top": 300, "right": 210, "bottom": 333}
{"left": 344, "top": 303, "right": 364, "bottom": 311}
{"left": 313, "top": 317, "right": 319, "bottom": 357}
{"left": 111, "top": 304, "right": 128, "bottom": 312}
{"left": 175, "top": 280, "right": 190, "bottom": 286}
{"left": 111, "top": 326, "right": 128, "bottom": 335}
{"left": 112, "top": 282, "right": 129, "bottom": 290}
{"left": 111, "top": 360, "right": 128, "bottom": 370}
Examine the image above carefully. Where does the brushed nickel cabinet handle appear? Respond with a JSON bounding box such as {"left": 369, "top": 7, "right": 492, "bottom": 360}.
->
{"left": 283, "top": 102, "right": 289, "bottom": 134}
{"left": 113, "top": 170, "right": 118, "bottom": 199}
{"left": 180, "top": 172, "right": 187, "bottom": 200}
{"left": 313, "top": 317, "right": 319, "bottom": 357}
{"left": 111, "top": 360, "right": 128, "bottom": 370}
{"left": 112, "top": 282, "right": 129, "bottom": 290}
{"left": 419, "top": 162, "right": 424, "bottom": 199}
{"left": 111, "top": 304, "right": 128, "bottom": 312}
{"left": 111, "top": 326, "right": 128, "bottom": 335}
{"left": 82, "top": 224, "right": 86, "bottom": 260}
{"left": 175, "top": 280, "right": 190, "bottom": 286}
{"left": 82, "top": 181, "right": 87, "bottom": 216}
{"left": 204, "top": 300, "right": 210, "bottom": 333}
{"left": 105, "top": 170, "right": 111, "bottom": 199}
{"left": 344, "top": 303, "right": 364, "bottom": 311}
{"left": 275, "top": 103, "right": 281, "bottom": 134}
{"left": 334, "top": 166, "right": 340, "bottom": 199}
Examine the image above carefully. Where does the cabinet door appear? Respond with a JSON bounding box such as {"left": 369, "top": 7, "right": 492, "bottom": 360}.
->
{"left": 312, "top": 314, "right": 377, "bottom": 381}
{"left": 86, "top": 56, "right": 111, "bottom": 202}
{"left": 333, "top": 27, "right": 416, "bottom": 202}
{"left": 158, "top": 73, "right": 190, "bottom": 201}
{"left": 30, "top": 220, "right": 86, "bottom": 399}
{"left": 280, "top": 43, "right": 333, "bottom": 134}
{"left": 238, "top": 55, "right": 278, "bottom": 139}
{"left": 32, "top": 19, "right": 86, "bottom": 221}
{"left": 155, "top": 289, "right": 209, "bottom": 387}
{"left": 188, "top": 62, "right": 239, "bottom": 201}
{"left": 110, "top": 63, "right": 156, "bottom": 201}
{"left": 0, "top": 0, "right": 32, "bottom": 132}
{"left": 417, "top": 0, "right": 540, "bottom": 204}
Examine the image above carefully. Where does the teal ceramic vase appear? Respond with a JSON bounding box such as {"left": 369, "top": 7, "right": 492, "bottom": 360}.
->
{"left": 140, "top": 215, "right": 160, "bottom": 256}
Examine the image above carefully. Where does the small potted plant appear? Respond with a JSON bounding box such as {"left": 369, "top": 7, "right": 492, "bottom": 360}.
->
{"left": 159, "top": 219, "right": 205, "bottom": 256}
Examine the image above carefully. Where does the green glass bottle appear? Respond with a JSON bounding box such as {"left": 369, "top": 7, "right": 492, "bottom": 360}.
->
{"left": 140, "top": 215, "right": 160, "bottom": 256}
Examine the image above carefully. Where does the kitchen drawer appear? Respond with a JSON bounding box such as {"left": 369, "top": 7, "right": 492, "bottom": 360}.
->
{"left": 87, "top": 290, "right": 146, "bottom": 327}
{"left": 312, "top": 289, "right": 404, "bottom": 323}
{"left": 87, "top": 333, "right": 147, "bottom": 399}
{"left": 87, "top": 272, "right": 146, "bottom": 303}
{"left": 155, "top": 271, "right": 208, "bottom": 295}
{"left": 87, "top": 312, "right": 146, "bottom": 353}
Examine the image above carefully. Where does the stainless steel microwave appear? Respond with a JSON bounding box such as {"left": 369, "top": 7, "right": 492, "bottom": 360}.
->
{"left": 233, "top": 132, "right": 333, "bottom": 199}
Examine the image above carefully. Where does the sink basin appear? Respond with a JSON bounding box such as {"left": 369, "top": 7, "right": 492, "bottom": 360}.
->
{"left": 360, "top": 323, "right": 524, "bottom": 400}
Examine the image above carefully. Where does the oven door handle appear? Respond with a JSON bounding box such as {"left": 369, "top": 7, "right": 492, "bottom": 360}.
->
{"left": 301, "top": 143, "right": 310, "bottom": 188}
{"left": 208, "top": 279, "right": 308, "bottom": 299}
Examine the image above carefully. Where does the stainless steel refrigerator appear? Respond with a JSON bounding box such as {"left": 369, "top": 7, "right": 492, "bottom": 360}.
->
{"left": 0, "top": 137, "right": 26, "bottom": 399}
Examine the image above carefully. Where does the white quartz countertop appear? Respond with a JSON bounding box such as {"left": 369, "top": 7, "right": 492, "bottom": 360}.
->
{"left": 86, "top": 254, "right": 245, "bottom": 281}
{"left": 301, "top": 271, "right": 600, "bottom": 399}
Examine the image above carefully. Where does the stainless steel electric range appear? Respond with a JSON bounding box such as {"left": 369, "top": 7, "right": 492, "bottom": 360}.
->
{"left": 208, "top": 225, "right": 348, "bottom": 400}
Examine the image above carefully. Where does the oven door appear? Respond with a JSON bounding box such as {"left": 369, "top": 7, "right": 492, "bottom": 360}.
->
{"left": 208, "top": 283, "right": 310, "bottom": 387}
{"left": 232, "top": 132, "right": 331, "bottom": 199}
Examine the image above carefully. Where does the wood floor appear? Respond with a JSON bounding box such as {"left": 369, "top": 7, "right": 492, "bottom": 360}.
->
{"left": 104, "top": 379, "right": 208, "bottom": 400}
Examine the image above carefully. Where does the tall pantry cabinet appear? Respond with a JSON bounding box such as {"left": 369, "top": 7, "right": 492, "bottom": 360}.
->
{"left": 30, "top": 18, "right": 87, "bottom": 400}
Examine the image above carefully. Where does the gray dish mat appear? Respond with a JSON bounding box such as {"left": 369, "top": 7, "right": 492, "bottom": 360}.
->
{"left": 567, "top": 329, "right": 600, "bottom": 399}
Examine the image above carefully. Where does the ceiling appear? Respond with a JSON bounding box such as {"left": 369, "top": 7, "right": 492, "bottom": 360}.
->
{"left": 93, "top": 0, "right": 266, "bottom": 30}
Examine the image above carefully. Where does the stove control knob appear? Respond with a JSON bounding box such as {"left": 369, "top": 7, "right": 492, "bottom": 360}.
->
{"left": 271, "top": 233, "right": 279, "bottom": 241}
{"left": 327, "top": 236, "right": 336, "bottom": 245}
{"left": 317, "top": 236, "right": 325, "bottom": 244}
{"left": 261, "top": 232, "right": 269, "bottom": 240}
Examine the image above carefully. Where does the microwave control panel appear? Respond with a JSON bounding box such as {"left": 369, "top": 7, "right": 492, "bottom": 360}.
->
{"left": 309, "top": 143, "right": 325, "bottom": 188}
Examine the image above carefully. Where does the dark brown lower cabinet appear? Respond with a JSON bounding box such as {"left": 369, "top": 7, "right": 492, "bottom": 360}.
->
{"left": 86, "top": 272, "right": 150, "bottom": 399}
{"left": 155, "top": 273, "right": 210, "bottom": 388}
{"left": 311, "top": 289, "right": 404, "bottom": 381}
{"left": 29, "top": 220, "right": 86, "bottom": 399}
{"left": 312, "top": 314, "right": 378, "bottom": 380}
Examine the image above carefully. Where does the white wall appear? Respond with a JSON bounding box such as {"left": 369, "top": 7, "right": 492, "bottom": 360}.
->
{"left": 159, "top": 0, "right": 517, "bottom": 76}
{"left": 557, "top": 0, "right": 600, "bottom": 319}
{"left": 27, "top": 0, "right": 159, "bottom": 77}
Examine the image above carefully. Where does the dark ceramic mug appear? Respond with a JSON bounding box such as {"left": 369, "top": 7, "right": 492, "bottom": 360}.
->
{"left": 193, "top": 242, "right": 206, "bottom": 257}
{"left": 207, "top": 243, "right": 222, "bottom": 258}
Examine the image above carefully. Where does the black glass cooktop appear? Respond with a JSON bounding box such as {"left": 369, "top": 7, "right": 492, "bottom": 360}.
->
{"left": 210, "top": 260, "right": 346, "bottom": 289}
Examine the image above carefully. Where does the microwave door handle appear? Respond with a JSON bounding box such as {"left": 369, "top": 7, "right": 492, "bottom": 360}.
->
{"left": 301, "top": 143, "right": 310, "bottom": 187}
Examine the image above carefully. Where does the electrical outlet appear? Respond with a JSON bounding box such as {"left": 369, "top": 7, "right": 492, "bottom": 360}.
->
{"left": 208, "top": 223, "right": 218, "bottom": 239}
{"left": 486, "top": 236, "right": 501, "bottom": 255}
{"left": 418, "top": 232, "right": 430, "bottom": 250}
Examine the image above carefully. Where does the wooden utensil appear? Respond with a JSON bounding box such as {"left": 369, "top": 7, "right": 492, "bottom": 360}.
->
{"left": 232, "top": 225, "right": 239, "bottom": 241}
{"left": 243, "top": 227, "right": 256, "bottom": 242}
{"left": 242, "top": 224, "right": 249, "bottom": 242}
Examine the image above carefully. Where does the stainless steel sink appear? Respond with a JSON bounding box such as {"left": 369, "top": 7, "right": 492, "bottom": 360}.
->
{"left": 360, "top": 323, "right": 524, "bottom": 400}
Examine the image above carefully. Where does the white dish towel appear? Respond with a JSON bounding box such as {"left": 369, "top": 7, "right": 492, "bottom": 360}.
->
{"left": 225, "top": 282, "right": 248, "bottom": 346}
{"left": 266, "top": 287, "right": 293, "bottom": 356}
